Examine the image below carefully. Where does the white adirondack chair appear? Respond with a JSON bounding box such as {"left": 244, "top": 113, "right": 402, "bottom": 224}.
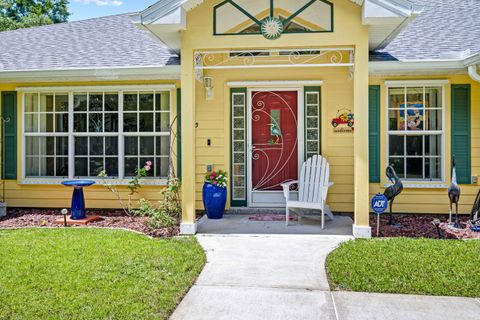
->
{"left": 281, "top": 155, "right": 334, "bottom": 229}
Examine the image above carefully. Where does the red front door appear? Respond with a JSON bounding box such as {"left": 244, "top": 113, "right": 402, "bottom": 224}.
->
{"left": 251, "top": 91, "right": 298, "bottom": 192}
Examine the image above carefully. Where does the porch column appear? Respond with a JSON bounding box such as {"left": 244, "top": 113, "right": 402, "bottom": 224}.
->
{"left": 180, "top": 49, "right": 197, "bottom": 235}
{"left": 353, "top": 44, "right": 372, "bottom": 238}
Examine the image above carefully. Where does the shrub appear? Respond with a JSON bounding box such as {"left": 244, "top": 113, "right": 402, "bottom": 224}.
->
{"left": 132, "top": 178, "right": 182, "bottom": 229}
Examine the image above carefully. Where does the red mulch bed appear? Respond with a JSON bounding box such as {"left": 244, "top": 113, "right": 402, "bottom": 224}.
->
{"left": 0, "top": 208, "right": 180, "bottom": 238}
{"left": 370, "top": 213, "right": 472, "bottom": 239}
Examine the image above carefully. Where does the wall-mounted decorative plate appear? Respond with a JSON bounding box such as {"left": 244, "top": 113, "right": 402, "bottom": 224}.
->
{"left": 261, "top": 17, "right": 284, "bottom": 40}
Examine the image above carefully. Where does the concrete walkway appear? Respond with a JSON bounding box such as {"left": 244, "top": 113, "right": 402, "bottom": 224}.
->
{"left": 170, "top": 235, "right": 480, "bottom": 320}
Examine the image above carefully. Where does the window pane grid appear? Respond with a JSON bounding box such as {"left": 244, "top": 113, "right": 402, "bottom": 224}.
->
{"left": 24, "top": 93, "right": 69, "bottom": 134}
{"left": 387, "top": 85, "right": 444, "bottom": 181}
{"left": 23, "top": 90, "right": 171, "bottom": 180}
{"left": 305, "top": 92, "right": 320, "bottom": 159}
{"left": 25, "top": 136, "right": 68, "bottom": 177}
{"left": 123, "top": 91, "right": 171, "bottom": 178}
{"left": 73, "top": 92, "right": 119, "bottom": 133}
{"left": 231, "top": 92, "right": 246, "bottom": 201}
{"left": 123, "top": 91, "right": 170, "bottom": 134}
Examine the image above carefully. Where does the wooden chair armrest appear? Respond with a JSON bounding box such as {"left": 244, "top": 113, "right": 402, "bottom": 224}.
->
{"left": 281, "top": 180, "right": 299, "bottom": 189}
{"left": 282, "top": 180, "right": 298, "bottom": 201}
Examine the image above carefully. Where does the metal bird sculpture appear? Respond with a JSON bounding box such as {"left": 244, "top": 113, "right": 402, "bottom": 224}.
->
{"left": 383, "top": 165, "right": 403, "bottom": 226}
{"left": 469, "top": 190, "right": 480, "bottom": 224}
{"left": 448, "top": 156, "right": 461, "bottom": 228}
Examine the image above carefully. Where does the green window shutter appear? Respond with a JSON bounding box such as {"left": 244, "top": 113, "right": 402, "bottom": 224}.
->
{"left": 176, "top": 88, "right": 182, "bottom": 178}
{"left": 451, "top": 84, "right": 471, "bottom": 184}
{"left": 1, "top": 92, "right": 17, "bottom": 180}
{"left": 230, "top": 88, "right": 247, "bottom": 207}
{"left": 368, "top": 85, "right": 380, "bottom": 183}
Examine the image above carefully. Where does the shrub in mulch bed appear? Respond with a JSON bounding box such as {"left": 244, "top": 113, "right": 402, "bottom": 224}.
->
{"left": 370, "top": 213, "right": 471, "bottom": 239}
{"left": 0, "top": 208, "right": 180, "bottom": 238}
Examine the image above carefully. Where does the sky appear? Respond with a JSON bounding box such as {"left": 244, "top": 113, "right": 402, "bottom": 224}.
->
{"left": 68, "top": 0, "right": 159, "bottom": 21}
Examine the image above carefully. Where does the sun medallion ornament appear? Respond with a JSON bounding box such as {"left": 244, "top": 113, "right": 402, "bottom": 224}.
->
{"left": 261, "top": 17, "right": 283, "bottom": 40}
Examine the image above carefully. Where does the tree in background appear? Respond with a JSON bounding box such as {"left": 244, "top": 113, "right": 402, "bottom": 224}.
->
{"left": 0, "top": 0, "right": 69, "bottom": 32}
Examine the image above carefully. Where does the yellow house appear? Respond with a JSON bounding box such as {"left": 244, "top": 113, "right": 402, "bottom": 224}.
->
{"left": 0, "top": 0, "right": 479, "bottom": 238}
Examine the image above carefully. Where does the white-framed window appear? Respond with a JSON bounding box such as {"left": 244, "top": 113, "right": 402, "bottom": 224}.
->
{"left": 24, "top": 93, "right": 69, "bottom": 177}
{"left": 386, "top": 81, "right": 446, "bottom": 182}
{"left": 22, "top": 86, "right": 173, "bottom": 180}
{"left": 123, "top": 92, "right": 171, "bottom": 178}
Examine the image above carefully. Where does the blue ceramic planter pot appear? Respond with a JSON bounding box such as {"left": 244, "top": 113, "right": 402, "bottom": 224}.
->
{"left": 202, "top": 182, "right": 227, "bottom": 219}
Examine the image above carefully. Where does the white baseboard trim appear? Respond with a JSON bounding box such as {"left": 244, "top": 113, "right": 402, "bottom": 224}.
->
{"left": 180, "top": 222, "right": 198, "bottom": 235}
{"left": 353, "top": 224, "right": 372, "bottom": 238}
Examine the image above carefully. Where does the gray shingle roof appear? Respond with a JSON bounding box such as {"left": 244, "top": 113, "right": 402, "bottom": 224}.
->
{"left": 0, "top": 14, "right": 179, "bottom": 71}
{"left": 371, "top": 0, "right": 480, "bottom": 61}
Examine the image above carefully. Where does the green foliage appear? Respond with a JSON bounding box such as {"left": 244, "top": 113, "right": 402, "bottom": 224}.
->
{"left": 133, "top": 178, "right": 182, "bottom": 229}
{"left": 0, "top": 0, "right": 69, "bottom": 32}
{"left": 133, "top": 199, "right": 176, "bottom": 229}
{"left": 98, "top": 161, "right": 153, "bottom": 217}
{"left": 326, "top": 238, "right": 480, "bottom": 297}
{"left": 0, "top": 228, "right": 205, "bottom": 319}
{"left": 204, "top": 170, "right": 228, "bottom": 188}
{"left": 159, "top": 177, "right": 182, "bottom": 219}
{"left": 128, "top": 161, "right": 151, "bottom": 195}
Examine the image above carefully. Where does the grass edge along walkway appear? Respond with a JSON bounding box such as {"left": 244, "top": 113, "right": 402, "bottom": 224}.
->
{"left": 0, "top": 228, "right": 206, "bottom": 320}
{"left": 326, "top": 237, "right": 480, "bottom": 298}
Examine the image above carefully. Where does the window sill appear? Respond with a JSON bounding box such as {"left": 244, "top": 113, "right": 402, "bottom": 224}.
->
{"left": 383, "top": 183, "right": 448, "bottom": 189}
{"left": 19, "top": 179, "right": 169, "bottom": 186}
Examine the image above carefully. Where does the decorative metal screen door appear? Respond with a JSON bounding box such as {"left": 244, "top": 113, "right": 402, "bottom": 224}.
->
{"left": 249, "top": 91, "right": 299, "bottom": 207}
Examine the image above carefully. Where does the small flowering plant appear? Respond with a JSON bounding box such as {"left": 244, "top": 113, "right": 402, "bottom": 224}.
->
{"left": 128, "top": 161, "right": 152, "bottom": 195}
{"left": 98, "top": 160, "right": 153, "bottom": 217}
{"left": 205, "top": 170, "right": 228, "bottom": 188}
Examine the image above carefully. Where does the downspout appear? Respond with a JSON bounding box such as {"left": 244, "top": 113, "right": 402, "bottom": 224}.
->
{"left": 467, "top": 65, "right": 480, "bottom": 83}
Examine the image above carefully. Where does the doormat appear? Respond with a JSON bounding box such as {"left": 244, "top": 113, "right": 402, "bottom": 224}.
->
{"left": 248, "top": 214, "right": 298, "bottom": 222}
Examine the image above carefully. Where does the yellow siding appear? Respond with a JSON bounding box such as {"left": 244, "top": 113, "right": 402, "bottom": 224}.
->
{"left": 369, "top": 75, "right": 480, "bottom": 214}
{"left": 181, "top": 0, "right": 370, "bottom": 218}
{"left": 1, "top": 0, "right": 477, "bottom": 223}
{"left": 0, "top": 80, "right": 180, "bottom": 209}
{"left": 194, "top": 67, "right": 355, "bottom": 211}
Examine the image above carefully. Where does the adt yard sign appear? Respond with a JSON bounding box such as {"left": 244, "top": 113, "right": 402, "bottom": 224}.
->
{"left": 371, "top": 194, "right": 388, "bottom": 214}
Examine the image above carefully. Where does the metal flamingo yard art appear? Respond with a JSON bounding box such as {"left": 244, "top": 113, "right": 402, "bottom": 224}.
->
{"left": 383, "top": 165, "right": 403, "bottom": 226}
{"left": 448, "top": 156, "right": 461, "bottom": 228}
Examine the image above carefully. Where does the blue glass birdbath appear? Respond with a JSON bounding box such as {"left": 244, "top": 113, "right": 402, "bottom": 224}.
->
{"left": 61, "top": 180, "right": 96, "bottom": 220}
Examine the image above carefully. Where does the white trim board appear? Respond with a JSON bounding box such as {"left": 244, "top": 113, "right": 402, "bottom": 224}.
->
{"left": 384, "top": 79, "right": 450, "bottom": 86}
{"left": 17, "top": 84, "right": 176, "bottom": 92}
{"left": 227, "top": 80, "right": 324, "bottom": 87}
{"left": 0, "top": 66, "right": 181, "bottom": 83}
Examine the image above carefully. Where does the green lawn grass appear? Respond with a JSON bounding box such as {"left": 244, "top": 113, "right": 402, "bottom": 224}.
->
{"left": 326, "top": 238, "right": 480, "bottom": 297}
{"left": 0, "top": 228, "right": 205, "bottom": 319}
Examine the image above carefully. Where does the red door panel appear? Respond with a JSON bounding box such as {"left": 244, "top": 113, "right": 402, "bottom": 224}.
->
{"left": 251, "top": 91, "right": 298, "bottom": 191}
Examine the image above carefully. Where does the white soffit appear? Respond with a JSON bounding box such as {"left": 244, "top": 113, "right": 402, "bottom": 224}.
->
{"left": 363, "top": 0, "right": 424, "bottom": 50}
{"left": 130, "top": 0, "right": 187, "bottom": 52}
